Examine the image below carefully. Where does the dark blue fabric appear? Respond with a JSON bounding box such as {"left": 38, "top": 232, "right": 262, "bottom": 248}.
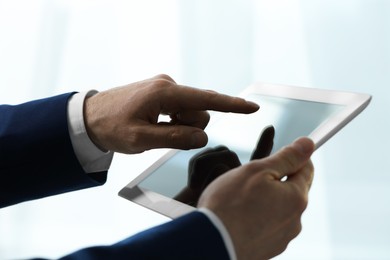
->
{"left": 0, "top": 93, "right": 106, "bottom": 208}
{"left": 60, "top": 211, "right": 229, "bottom": 260}
{"left": 0, "top": 94, "right": 229, "bottom": 259}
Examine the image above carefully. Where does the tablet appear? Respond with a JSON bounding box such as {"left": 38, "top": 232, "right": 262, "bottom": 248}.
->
{"left": 119, "top": 82, "right": 371, "bottom": 218}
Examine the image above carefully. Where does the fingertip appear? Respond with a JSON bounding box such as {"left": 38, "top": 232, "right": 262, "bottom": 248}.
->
{"left": 191, "top": 131, "right": 208, "bottom": 148}
{"left": 245, "top": 100, "right": 260, "bottom": 112}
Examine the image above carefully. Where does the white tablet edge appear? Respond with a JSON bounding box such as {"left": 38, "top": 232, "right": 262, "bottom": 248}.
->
{"left": 119, "top": 185, "right": 194, "bottom": 218}
{"left": 119, "top": 82, "right": 372, "bottom": 218}
{"left": 240, "top": 83, "right": 372, "bottom": 148}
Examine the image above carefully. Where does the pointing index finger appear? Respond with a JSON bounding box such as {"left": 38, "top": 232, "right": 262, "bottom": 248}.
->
{"left": 165, "top": 85, "right": 260, "bottom": 114}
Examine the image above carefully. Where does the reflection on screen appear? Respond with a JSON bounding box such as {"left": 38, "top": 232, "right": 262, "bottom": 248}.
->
{"left": 139, "top": 94, "right": 343, "bottom": 199}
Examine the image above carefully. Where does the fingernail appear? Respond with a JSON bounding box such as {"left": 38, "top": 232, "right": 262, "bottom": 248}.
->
{"left": 246, "top": 101, "right": 260, "bottom": 109}
{"left": 292, "top": 137, "right": 314, "bottom": 154}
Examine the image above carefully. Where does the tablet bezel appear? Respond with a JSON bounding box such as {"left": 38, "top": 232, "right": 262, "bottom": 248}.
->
{"left": 119, "top": 82, "right": 371, "bottom": 218}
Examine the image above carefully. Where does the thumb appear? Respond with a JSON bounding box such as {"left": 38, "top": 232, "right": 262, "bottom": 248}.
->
{"left": 265, "top": 137, "right": 315, "bottom": 179}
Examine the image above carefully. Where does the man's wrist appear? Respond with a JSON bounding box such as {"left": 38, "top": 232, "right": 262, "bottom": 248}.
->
{"left": 67, "top": 91, "right": 114, "bottom": 173}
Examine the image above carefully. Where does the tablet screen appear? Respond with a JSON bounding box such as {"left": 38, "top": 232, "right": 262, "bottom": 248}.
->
{"left": 138, "top": 94, "right": 343, "bottom": 199}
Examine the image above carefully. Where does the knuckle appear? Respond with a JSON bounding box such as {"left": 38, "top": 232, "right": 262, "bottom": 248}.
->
{"left": 153, "top": 79, "right": 172, "bottom": 89}
{"left": 280, "top": 146, "right": 299, "bottom": 168}
{"left": 307, "top": 160, "right": 315, "bottom": 173}
{"left": 150, "top": 76, "right": 176, "bottom": 100}
{"left": 271, "top": 244, "right": 289, "bottom": 259}
{"left": 293, "top": 192, "right": 309, "bottom": 213}
{"left": 289, "top": 220, "right": 303, "bottom": 239}
{"left": 243, "top": 161, "right": 261, "bottom": 174}
{"left": 124, "top": 130, "right": 146, "bottom": 153}
{"left": 198, "top": 111, "right": 211, "bottom": 129}
{"left": 202, "top": 89, "right": 220, "bottom": 102}
{"left": 127, "top": 130, "right": 142, "bottom": 147}
{"left": 166, "top": 128, "right": 183, "bottom": 148}
{"left": 294, "top": 221, "right": 303, "bottom": 237}
{"left": 242, "top": 160, "right": 279, "bottom": 180}
{"left": 154, "top": 74, "right": 175, "bottom": 83}
{"left": 306, "top": 161, "right": 315, "bottom": 185}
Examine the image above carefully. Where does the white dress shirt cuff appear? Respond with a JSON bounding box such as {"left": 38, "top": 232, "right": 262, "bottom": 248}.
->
{"left": 198, "top": 207, "right": 237, "bottom": 260}
{"left": 67, "top": 91, "right": 114, "bottom": 173}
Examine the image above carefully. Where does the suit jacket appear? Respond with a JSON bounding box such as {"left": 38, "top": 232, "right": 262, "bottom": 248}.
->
{"left": 0, "top": 93, "right": 229, "bottom": 259}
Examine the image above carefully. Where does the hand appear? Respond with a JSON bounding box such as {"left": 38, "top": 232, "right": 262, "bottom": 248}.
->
{"left": 198, "top": 137, "right": 315, "bottom": 260}
{"left": 84, "top": 74, "right": 259, "bottom": 154}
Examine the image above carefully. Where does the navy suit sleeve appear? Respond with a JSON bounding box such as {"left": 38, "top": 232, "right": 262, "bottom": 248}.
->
{"left": 59, "top": 211, "right": 230, "bottom": 260}
{"left": 0, "top": 93, "right": 107, "bottom": 208}
{"left": 0, "top": 94, "right": 229, "bottom": 259}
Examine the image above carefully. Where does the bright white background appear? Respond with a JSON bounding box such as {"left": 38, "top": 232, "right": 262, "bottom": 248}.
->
{"left": 0, "top": 0, "right": 389, "bottom": 259}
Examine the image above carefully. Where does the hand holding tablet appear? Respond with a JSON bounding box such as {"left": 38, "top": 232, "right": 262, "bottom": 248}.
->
{"left": 197, "top": 137, "right": 315, "bottom": 260}
{"left": 119, "top": 82, "right": 371, "bottom": 218}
